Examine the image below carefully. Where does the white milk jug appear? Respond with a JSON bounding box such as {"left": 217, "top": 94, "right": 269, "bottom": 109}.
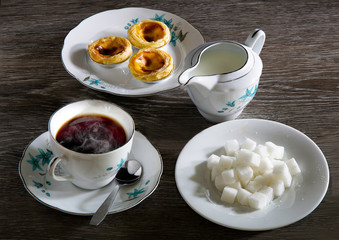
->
{"left": 178, "top": 29, "right": 266, "bottom": 122}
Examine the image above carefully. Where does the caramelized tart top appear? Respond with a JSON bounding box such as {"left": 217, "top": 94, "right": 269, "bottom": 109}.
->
{"left": 88, "top": 36, "right": 132, "bottom": 65}
{"left": 132, "top": 50, "right": 166, "bottom": 73}
{"left": 128, "top": 48, "right": 174, "bottom": 82}
{"left": 127, "top": 20, "right": 171, "bottom": 49}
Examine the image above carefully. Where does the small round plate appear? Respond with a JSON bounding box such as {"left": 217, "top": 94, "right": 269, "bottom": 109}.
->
{"left": 19, "top": 131, "right": 163, "bottom": 215}
{"left": 61, "top": 7, "right": 204, "bottom": 97}
{"left": 175, "top": 119, "right": 329, "bottom": 231}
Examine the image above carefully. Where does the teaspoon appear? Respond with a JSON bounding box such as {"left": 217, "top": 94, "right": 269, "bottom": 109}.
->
{"left": 89, "top": 159, "right": 143, "bottom": 226}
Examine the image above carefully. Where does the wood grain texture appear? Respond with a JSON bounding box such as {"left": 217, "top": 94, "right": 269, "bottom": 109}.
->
{"left": 1, "top": 0, "right": 338, "bottom": 239}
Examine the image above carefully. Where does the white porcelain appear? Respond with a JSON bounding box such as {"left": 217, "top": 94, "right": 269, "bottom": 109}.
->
{"left": 19, "top": 131, "right": 162, "bottom": 215}
{"left": 175, "top": 119, "right": 329, "bottom": 230}
{"left": 48, "top": 99, "right": 135, "bottom": 190}
{"left": 62, "top": 8, "right": 204, "bottom": 96}
{"left": 178, "top": 29, "right": 266, "bottom": 123}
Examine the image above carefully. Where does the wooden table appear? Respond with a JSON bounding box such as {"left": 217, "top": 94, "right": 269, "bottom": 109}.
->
{"left": 1, "top": 0, "right": 338, "bottom": 239}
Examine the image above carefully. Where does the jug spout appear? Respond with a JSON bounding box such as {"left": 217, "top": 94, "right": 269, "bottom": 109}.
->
{"left": 189, "top": 76, "right": 219, "bottom": 91}
{"left": 179, "top": 70, "right": 219, "bottom": 98}
{"left": 179, "top": 70, "right": 219, "bottom": 91}
{"left": 178, "top": 69, "right": 192, "bottom": 86}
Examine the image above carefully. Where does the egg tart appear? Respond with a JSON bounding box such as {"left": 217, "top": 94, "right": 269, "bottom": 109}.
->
{"left": 88, "top": 36, "right": 132, "bottom": 65}
{"left": 127, "top": 20, "right": 171, "bottom": 49}
{"left": 128, "top": 48, "right": 174, "bottom": 82}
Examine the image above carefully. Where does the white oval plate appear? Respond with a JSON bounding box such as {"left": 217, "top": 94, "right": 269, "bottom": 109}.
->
{"left": 19, "top": 131, "right": 163, "bottom": 215}
{"left": 61, "top": 8, "right": 204, "bottom": 97}
{"left": 175, "top": 119, "right": 329, "bottom": 230}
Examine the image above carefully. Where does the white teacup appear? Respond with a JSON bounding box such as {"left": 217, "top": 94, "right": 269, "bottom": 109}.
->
{"left": 47, "top": 99, "right": 135, "bottom": 190}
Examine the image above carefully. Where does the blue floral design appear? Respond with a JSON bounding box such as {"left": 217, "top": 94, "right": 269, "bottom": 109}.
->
{"left": 33, "top": 179, "right": 51, "bottom": 197}
{"left": 106, "top": 158, "right": 125, "bottom": 172}
{"left": 239, "top": 85, "right": 258, "bottom": 102}
{"left": 131, "top": 18, "right": 139, "bottom": 24}
{"left": 33, "top": 180, "right": 43, "bottom": 189}
{"left": 117, "top": 158, "right": 125, "bottom": 168}
{"left": 124, "top": 18, "right": 139, "bottom": 30}
{"left": 217, "top": 84, "right": 258, "bottom": 114}
{"left": 127, "top": 188, "right": 146, "bottom": 199}
{"left": 170, "top": 32, "right": 180, "bottom": 47}
{"left": 27, "top": 153, "right": 43, "bottom": 171}
{"left": 88, "top": 79, "right": 101, "bottom": 86}
{"left": 84, "top": 78, "right": 106, "bottom": 89}
{"left": 36, "top": 148, "right": 52, "bottom": 166}
{"left": 226, "top": 101, "right": 236, "bottom": 107}
{"left": 162, "top": 18, "right": 173, "bottom": 29}
{"left": 125, "top": 13, "right": 188, "bottom": 47}
{"left": 27, "top": 148, "right": 53, "bottom": 197}
{"left": 126, "top": 179, "right": 150, "bottom": 200}
{"left": 150, "top": 13, "right": 164, "bottom": 22}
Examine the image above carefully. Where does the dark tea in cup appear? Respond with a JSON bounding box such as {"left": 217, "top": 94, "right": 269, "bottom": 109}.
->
{"left": 48, "top": 99, "right": 135, "bottom": 189}
{"left": 56, "top": 114, "right": 127, "bottom": 154}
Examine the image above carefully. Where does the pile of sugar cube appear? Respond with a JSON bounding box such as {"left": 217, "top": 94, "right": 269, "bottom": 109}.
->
{"left": 207, "top": 138, "right": 301, "bottom": 209}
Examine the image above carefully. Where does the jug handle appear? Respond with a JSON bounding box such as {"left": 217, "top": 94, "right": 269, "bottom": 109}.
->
{"left": 244, "top": 29, "right": 266, "bottom": 55}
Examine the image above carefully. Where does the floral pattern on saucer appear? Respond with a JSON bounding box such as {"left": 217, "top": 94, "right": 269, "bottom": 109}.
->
{"left": 26, "top": 148, "right": 53, "bottom": 197}
{"left": 19, "top": 131, "right": 163, "bottom": 215}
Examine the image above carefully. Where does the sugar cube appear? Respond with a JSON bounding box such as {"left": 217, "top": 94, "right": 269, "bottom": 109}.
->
{"left": 236, "top": 165, "right": 254, "bottom": 186}
{"left": 207, "top": 138, "right": 301, "bottom": 210}
{"left": 221, "top": 186, "right": 238, "bottom": 204}
{"left": 237, "top": 149, "right": 261, "bottom": 167}
{"left": 228, "top": 181, "right": 242, "bottom": 190}
{"left": 272, "top": 163, "right": 292, "bottom": 188}
{"left": 237, "top": 188, "right": 252, "bottom": 206}
{"left": 241, "top": 138, "right": 257, "bottom": 151}
{"left": 286, "top": 158, "right": 301, "bottom": 176}
{"left": 254, "top": 144, "right": 269, "bottom": 158}
{"left": 221, "top": 169, "right": 236, "bottom": 185}
{"left": 218, "top": 155, "right": 235, "bottom": 170}
{"left": 270, "top": 179, "right": 285, "bottom": 197}
{"left": 262, "top": 172, "right": 274, "bottom": 185}
{"left": 246, "top": 180, "right": 263, "bottom": 193}
{"left": 224, "top": 139, "right": 240, "bottom": 156}
{"left": 259, "top": 186, "right": 274, "bottom": 202}
{"left": 265, "top": 141, "right": 284, "bottom": 159}
{"left": 248, "top": 192, "right": 268, "bottom": 209}
{"left": 253, "top": 175, "right": 267, "bottom": 186}
{"left": 214, "top": 174, "right": 226, "bottom": 191}
{"left": 259, "top": 156, "right": 273, "bottom": 174}
{"left": 272, "top": 159, "right": 284, "bottom": 167}
{"left": 211, "top": 164, "right": 221, "bottom": 181}
{"left": 207, "top": 154, "right": 220, "bottom": 170}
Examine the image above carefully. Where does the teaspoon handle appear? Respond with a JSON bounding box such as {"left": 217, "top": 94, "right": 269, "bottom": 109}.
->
{"left": 89, "top": 183, "right": 120, "bottom": 226}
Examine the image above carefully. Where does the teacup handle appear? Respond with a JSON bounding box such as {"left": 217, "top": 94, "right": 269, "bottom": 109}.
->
{"left": 48, "top": 156, "right": 73, "bottom": 182}
{"left": 245, "top": 29, "right": 266, "bottom": 55}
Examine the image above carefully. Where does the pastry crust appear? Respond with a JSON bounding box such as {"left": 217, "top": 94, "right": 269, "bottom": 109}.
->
{"left": 128, "top": 48, "right": 174, "bottom": 82}
{"left": 88, "top": 36, "right": 132, "bottom": 65}
{"left": 127, "top": 20, "right": 171, "bottom": 49}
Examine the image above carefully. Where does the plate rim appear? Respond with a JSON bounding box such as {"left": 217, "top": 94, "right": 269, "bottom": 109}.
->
{"left": 175, "top": 118, "right": 330, "bottom": 231}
